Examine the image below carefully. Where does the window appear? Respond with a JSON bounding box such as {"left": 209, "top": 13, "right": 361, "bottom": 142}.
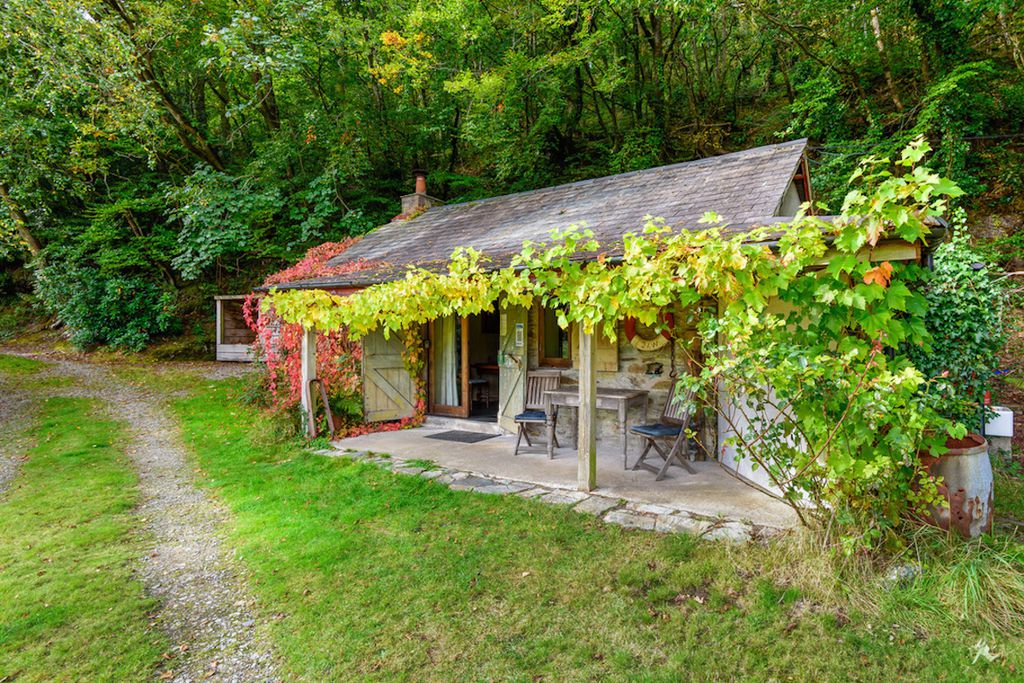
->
{"left": 539, "top": 306, "right": 571, "bottom": 367}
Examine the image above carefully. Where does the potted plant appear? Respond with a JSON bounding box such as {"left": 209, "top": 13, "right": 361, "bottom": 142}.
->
{"left": 910, "top": 223, "right": 1006, "bottom": 536}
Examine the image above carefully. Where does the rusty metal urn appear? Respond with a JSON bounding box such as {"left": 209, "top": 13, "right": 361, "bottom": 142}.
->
{"left": 924, "top": 434, "right": 994, "bottom": 538}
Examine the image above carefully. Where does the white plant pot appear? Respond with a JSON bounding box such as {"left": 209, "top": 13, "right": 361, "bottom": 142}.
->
{"left": 985, "top": 406, "right": 1014, "bottom": 438}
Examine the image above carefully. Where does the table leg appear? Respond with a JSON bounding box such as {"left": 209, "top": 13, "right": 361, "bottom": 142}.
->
{"left": 544, "top": 394, "right": 555, "bottom": 460}
{"left": 619, "top": 403, "right": 628, "bottom": 469}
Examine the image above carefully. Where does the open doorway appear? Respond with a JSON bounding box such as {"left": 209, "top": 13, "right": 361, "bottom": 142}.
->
{"left": 427, "top": 312, "right": 500, "bottom": 421}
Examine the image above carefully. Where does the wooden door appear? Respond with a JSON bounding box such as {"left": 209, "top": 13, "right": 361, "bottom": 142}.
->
{"left": 362, "top": 329, "right": 416, "bottom": 422}
{"left": 428, "top": 316, "right": 469, "bottom": 417}
{"left": 497, "top": 305, "right": 528, "bottom": 433}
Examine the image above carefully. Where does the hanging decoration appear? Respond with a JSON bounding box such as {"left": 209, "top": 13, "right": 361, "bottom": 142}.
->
{"left": 624, "top": 312, "right": 674, "bottom": 352}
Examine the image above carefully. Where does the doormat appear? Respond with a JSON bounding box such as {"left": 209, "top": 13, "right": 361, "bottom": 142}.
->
{"left": 425, "top": 430, "right": 498, "bottom": 444}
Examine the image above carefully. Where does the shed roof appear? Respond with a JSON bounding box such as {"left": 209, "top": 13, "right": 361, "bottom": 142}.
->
{"left": 278, "top": 138, "right": 808, "bottom": 290}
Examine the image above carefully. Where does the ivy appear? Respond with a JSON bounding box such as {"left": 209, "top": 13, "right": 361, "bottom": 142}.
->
{"left": 908, "top": 210, "right": 1007, "bottom": 431}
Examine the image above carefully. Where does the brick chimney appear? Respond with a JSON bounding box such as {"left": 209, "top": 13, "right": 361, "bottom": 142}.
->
{"left": 395, "top": 169, "right": 442, "bottom": 220}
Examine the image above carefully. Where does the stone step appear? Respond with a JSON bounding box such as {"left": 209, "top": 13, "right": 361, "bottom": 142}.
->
{"left": 422, "top": 415, "right": 505, "bottom": 435}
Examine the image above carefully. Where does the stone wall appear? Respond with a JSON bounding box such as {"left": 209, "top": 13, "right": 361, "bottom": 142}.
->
{"left": 525, "top": 305, "right": 708, "bottom": 460}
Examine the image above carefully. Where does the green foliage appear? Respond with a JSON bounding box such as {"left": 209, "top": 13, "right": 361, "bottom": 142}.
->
{"left": 911, "top": 62, "right": 998, "bottom": 197}
{"left": 787, "top": 71, "right": 850, "bottom": 142}
{"left": 909, "top": 215, "right": 1007, "bottom": 430}
{"left": 0, "top": 0, "right": 1021, "bottom": 340}
{"left": 697, "top": 140, "right": 964, "bottom": 546}
{"left": 36, "top": 261, "right": 179, "bottom": 351}
{"left": 166, "top": 167, "right": 284, "bottom": 280}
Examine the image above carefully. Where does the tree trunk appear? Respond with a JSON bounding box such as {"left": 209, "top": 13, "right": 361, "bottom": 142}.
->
{"left": 998, "top": 7, "right": 1024, "bottom": 71}
{"left": 101, "top": 0, "right": 226, "bottom": 171}
{"left": 870, "top": 7, "right": 904, "bottom": 112}
{"left": 0, "top": 182, "right": 42, "bottom": 257}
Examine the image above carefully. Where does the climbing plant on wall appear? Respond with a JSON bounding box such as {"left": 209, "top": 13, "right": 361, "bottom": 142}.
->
{"left": 244, "top": 238, "right": 427, "bottom": 435}
{"left": 267, "top": 138, "right": 967, "bottom": 548}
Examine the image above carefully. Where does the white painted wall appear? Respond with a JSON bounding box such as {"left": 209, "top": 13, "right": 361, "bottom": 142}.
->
{"left": 716, "top": 388, "right": 785, "bottom": 495}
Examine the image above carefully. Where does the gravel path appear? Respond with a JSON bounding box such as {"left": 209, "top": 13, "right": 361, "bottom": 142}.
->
{"left": 1, "top": 354, "right": 279, "bottom": 682}
{"left": 0, "top": 377, "right": 34, "bottom": 497}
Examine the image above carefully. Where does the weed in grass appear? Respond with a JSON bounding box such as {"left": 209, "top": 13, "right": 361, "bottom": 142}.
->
{"left": 306, "top": 435, "right": 333, "bottom": 451}
{"left": 889, "top": 530, "right": 1024, "bottom": 634}
{"left": 404, "top": 458, "right": 440, "bottom": 471}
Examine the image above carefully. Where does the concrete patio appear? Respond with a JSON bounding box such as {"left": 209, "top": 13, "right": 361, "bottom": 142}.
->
{"left": 331, "top": 426, "right": 799, "bottom": 533}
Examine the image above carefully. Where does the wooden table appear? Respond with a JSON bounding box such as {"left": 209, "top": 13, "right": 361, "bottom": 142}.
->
{"left": 543, "top": 387, "right": 649, "bottom": 467}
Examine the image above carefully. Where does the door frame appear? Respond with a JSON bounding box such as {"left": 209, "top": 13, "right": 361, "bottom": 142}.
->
{"left": 427, "top": 316, "right": 470, "bottom": 417}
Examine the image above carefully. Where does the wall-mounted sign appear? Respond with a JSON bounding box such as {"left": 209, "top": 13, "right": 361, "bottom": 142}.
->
{"left": 515, "top": 322, "right": 524, "bottom": 347}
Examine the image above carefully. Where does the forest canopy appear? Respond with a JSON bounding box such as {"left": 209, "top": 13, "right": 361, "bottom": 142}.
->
{"left": 1, "top": 0, "right": 1022, "bottom": 348}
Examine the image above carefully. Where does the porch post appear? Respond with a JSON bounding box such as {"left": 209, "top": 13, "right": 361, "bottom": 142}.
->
{"left": 300, "top": 326, "right": 318, "bottom": 437}
{"left": 577, "top": 328, "right": 597, "bottom": 491}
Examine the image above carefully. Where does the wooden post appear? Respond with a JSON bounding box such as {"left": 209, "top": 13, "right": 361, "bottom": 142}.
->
{"left": 578, "top": 328, "right": 597, "bottom": 491}
{"left": 300, "top": 326, "right": 318, "bottom": 437}
{"left": 215, "top": 299, "right": 223, "bottom": 347}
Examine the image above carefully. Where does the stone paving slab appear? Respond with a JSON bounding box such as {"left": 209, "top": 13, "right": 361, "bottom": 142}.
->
{"left": 655, "top": 514, "right": 711, "bottom": 535}
{"left": 703, "top": 521, "right": 754, "bottom": 542}
{"left": 515, "top": 487, "right": 551, "bottom": 499}
{"left": 449, "top": 475, "right": 503, "bottom": 491}
{"left": 604, "top": 509, "right": 656, "bottom": 530}
{"left": 539, "top": 490, "right": 591, "bottom": 506}
{"left": 467, "top": 482, "right": 534, "bottom": 495}
{"left": 317, "top": 446, "right": 779, "bottom": 542}
{"left": 574, "top": 496, "right": 621, "bottom": 516}
{"left": 626, "top": 502, "right": 678, "bottom": 516}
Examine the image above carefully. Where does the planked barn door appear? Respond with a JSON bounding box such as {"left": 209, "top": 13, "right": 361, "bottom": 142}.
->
{"left": 363, "top": 329, "right": 416, "bottom": 422}
{"left": 497, "top": 305, "right": 528, "bottom": 433}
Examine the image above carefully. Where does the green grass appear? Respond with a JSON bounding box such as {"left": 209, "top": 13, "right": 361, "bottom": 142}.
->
{"left": 170, "top": 379, "right": 1024, "bottom": 682}
{"left": 0, "top": 352, "right": 46, "bottom": 375}
{"left": 994, "top": 458, "right": 1024, "bottom": 523}
{"left": 0, "top": 396, "right": 167, "bottom": 681}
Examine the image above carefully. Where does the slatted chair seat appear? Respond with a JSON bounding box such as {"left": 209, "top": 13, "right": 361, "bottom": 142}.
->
{"left": 514, "top": 370, "right": 561, "bottom": 456}
{"left": 630, "top": 381, "right": 697, "bottom": 480}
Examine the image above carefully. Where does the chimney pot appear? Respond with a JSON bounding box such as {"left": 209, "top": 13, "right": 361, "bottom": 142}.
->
{"left": 413, "top": 169, "right": 427, "bottom": 195}
{"left": 395, "top": 169, "right": 442, "bottom": 220}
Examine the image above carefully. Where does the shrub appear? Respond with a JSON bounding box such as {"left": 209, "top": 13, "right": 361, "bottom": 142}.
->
{"left": 909, "top": 215, "right": 1006, "bottom": 430}
{"left": 35, "top": 261, "right": 178, "bottom": 351}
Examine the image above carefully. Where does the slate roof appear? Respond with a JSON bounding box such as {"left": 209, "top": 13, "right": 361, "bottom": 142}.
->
{"left": 277, "top": 139, "right": 808, "bottom": 290}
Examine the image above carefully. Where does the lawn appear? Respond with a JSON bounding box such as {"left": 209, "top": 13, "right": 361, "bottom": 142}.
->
{"left": 0, "top": 396, "right": 167, "bottom": 682}
{"left": 0, "top": 352, "right": 46, "bottom": 375}
{"left": 170, "top": 378, "right": 1024, "bottom": 682}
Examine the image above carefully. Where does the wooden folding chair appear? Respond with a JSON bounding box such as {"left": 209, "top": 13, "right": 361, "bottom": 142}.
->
{"left": 630, "top": 381, "right": 697, "bottom": 480}
{"left": 513, "top": 370, "right": 561, "bottom": 456}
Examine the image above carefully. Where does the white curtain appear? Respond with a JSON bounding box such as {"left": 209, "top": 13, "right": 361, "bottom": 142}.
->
{"left": 435, "top": 316, "right": 458, "bottom": 405}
